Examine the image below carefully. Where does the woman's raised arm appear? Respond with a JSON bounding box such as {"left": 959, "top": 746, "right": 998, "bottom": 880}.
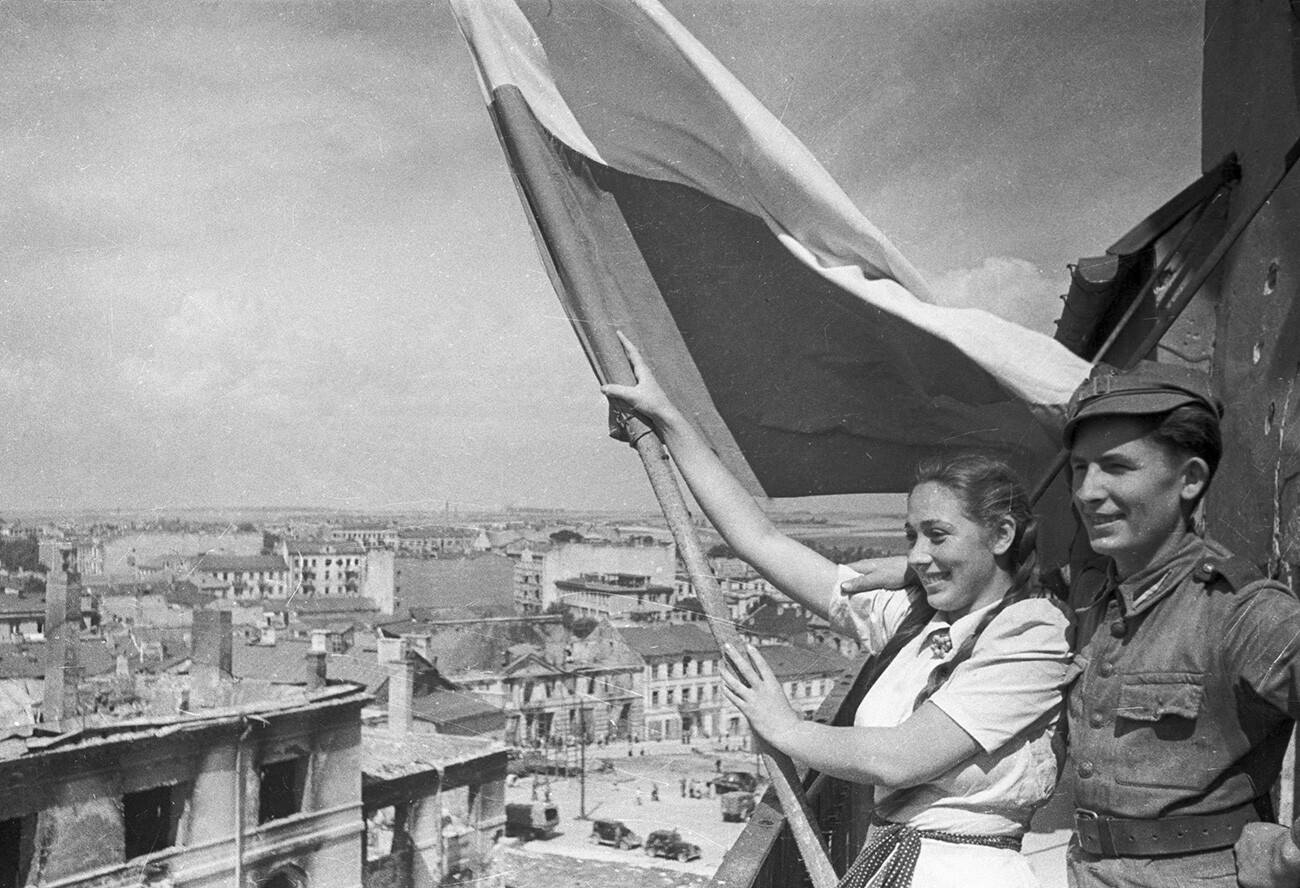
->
{"left": 601, "top": 332, "right": 841, "bottom": 621}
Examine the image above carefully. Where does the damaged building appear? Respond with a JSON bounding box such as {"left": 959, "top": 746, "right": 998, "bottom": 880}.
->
{"left": 0, "top": 569, "right": 506, "bottom": 888}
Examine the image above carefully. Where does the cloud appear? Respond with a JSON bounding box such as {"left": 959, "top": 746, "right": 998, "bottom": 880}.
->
{"left": 929, "top": 256, "right": 1065, "bottom": 338}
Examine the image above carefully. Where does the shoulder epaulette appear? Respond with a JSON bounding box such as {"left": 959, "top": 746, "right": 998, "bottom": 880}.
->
{"left": 1192, "top": 554, "right": 1265, "bottom": 591}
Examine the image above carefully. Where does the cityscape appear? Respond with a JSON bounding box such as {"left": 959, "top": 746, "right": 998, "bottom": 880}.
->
{"left": 0, "top": 1, "right": 1218, "bottom": 887}
{"left": 0, "top": 506, "right": 905, "bottom": 888}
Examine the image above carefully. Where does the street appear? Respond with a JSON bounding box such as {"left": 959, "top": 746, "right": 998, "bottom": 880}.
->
{"left": 500, "top": 738, "right": 1071, "bottom": 887}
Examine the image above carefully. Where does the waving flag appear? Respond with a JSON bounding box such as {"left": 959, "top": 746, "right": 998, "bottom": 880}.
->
{"left": 451, "top": 0, "right": 1091, "bottom": 497}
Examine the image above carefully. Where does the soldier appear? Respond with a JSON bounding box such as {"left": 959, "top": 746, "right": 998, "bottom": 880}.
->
{"left": 1061, "top": 362, "right": 1300, "bottom": 887}
{"left": 842, "top": 361, "right": 1300, "bottom": 886}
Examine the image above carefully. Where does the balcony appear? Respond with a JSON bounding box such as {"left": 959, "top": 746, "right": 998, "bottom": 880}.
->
{"left": 710, "top": 654, "right": 869, "bottom": 888}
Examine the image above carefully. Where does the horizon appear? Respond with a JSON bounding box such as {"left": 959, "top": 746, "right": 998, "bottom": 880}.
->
{"left": 1, "top": 0, "right": 1202, "bottom": 513}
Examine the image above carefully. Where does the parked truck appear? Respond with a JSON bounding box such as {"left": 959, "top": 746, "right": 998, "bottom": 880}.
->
{"left": 504, "top": 802, "right": 560, "bottom": 840}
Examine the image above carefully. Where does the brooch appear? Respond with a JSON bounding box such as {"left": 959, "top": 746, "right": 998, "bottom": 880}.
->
{"left": 927, "top": 629, "right": 953, "bottom": 657}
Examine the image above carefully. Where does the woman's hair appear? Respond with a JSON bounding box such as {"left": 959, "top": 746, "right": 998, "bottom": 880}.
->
{"left": 881, "top": 454, "right": 1040, "bottom": 711}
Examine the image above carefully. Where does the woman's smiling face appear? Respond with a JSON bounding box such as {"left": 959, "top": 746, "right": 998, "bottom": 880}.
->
{"left": 905, "top": 481, "right": 1012, "bottom": 620}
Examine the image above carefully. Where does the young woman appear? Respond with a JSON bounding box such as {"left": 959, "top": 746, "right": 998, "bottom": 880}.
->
{"left": 602, "top": 333, "right": 1073, "bottom": 888}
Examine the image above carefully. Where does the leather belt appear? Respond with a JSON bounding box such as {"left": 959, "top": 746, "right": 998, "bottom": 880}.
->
{"left": 1073, "top": 801, "right": 1258, "bottom": 858}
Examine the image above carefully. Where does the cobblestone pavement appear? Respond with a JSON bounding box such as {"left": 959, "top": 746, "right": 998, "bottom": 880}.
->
{"left": 498, "top": 846, "right": 711, "bottom": 888}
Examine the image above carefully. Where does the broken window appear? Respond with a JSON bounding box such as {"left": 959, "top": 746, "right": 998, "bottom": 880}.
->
{"left": 365, "top": 806, "right": 398, "bottom": 861}
{"left": 124, "top": 784, "right": 178, "bottom": 860}
{"left": 0, "top": 815, "right": 35, "bottom": 888}
{"left": 260, "top": 864, "right": 308, "bottom": 888}
{"left": 258, "top": 758, "right": 306, "bottom": 824}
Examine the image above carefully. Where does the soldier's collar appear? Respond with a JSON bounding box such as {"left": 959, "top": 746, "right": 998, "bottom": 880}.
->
{"left": 1115, "top": 531, "right": 1204, "bottom": 616}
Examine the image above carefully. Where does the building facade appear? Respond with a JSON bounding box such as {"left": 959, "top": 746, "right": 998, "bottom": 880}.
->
{"left": 511, "top": 541, "right": 676, "bottom": 614}
{"left": 329, "top": 524, "right": 398, "bottom": 550}
{"left": 394, "top": 526, "right": 482, "bottom": 557}
{"left": 553, "top": 573, "right": 675, "bottom": 621}
{"left": 266, "top": 540, "right": 396, "bottom": 615}
{"left": 190, "top": 554, "right": 290, "bottom": 599}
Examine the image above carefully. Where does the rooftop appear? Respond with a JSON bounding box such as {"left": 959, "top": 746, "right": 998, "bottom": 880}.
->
{"left": 758, "top": 643, "right": 852, "bottom": 680}
{"left": 554, "top": 573, "right": 672, "bottom": 595}
{"left": 396, "top": 526, "right": 478, "bottom": 539}
{"left": 190, "top": 554, "right": 288, "bottom": 573}
{"left": 0, "top": 683, "right": 370, "bottom": 762}
{"left": 284, "top": 540, "right": 366, "bottom": 556}
{"left": 362, "top": 728, "right": 505, "bottom": 784}
{"left": 262, "top": 596, "right": 378, "bottom": 615}
{"left": 615, "top": 624, "right": 721, "bottom": 659}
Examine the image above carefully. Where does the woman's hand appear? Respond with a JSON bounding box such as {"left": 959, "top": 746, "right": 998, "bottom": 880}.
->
{"left": 720, "top": 642, "right": 803, "bottom": 747}
{"left": 600, "top": 331, "right": 678, "bottom": 424}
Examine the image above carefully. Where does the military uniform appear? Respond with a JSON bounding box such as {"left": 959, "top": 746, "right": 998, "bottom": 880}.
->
{"left": 1066, "top": 532, "right": 1300, "bottom": 887}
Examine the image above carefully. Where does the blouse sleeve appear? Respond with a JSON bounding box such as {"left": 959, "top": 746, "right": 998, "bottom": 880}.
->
{"left": 927, "top": 597, "right": 1075, "bottom": 753}
{"left": 825, "top": 565, "right": 914, "bottom": 656}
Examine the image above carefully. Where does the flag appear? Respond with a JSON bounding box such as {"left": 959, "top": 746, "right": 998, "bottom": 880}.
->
{"left": 451, "top": 0, "right": 1091, "bottom": 497}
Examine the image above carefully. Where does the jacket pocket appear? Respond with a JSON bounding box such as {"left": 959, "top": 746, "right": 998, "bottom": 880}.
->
{"left": 1115, "top": 672, "right": 1208, "bottom": 789}
{"left": 1117, "top": 673, "right": 1203, "bottom": 721}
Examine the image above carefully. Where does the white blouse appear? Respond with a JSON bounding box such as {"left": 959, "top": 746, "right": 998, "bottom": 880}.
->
{"left": 826, "top": 566, "right": 1074, "bottom": 837}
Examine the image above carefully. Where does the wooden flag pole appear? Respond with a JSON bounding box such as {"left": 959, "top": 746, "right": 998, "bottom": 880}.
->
{"left": 615, "top": 409, "right": 840, "bottom": 888}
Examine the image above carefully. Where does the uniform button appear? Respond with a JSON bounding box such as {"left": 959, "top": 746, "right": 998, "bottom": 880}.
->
{"left": 1110, "top": 619, "right": 1127, "bottom": 638}
{"left": 1097, "top": 662, "right": 1115, "bottom": 678}
{"left": 1078, "top": 761, "right": 1095, "bottom": 779}
{"left": 1089, "top": 712, "right": 1105, "bottom": 728}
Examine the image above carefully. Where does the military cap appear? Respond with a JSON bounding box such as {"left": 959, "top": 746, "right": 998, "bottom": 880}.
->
{"left": 1063, "top": 361, "right": 1224, "bottom": 445}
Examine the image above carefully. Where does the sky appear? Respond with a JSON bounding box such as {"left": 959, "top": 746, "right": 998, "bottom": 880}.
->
{"left": 0, "top": 0, "right": 1203, "bottom": 513}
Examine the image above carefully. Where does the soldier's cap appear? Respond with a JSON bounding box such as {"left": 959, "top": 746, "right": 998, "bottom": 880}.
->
{"left": 1063, "top": 361, "right": 1224, "bottom": 446}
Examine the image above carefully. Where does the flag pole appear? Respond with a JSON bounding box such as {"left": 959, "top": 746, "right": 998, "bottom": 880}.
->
{"left": 615, "top": 408, "right": 840, "bottom": 888}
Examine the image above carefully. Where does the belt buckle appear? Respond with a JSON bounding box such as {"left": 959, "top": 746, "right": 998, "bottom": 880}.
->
{"left": 1074, "top": 809, "right": 1116, "bottom": 857}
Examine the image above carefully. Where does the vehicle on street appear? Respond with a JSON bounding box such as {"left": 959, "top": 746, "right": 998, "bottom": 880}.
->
{"left": 710, "top": 770, "right": 759, "bottom": 795}
{"left": 720, "top": 791, "right": 756, "bottom": 822}
{"left": 507, "top": 748, "right": 583, "bottom": 777}
{"left": 589, "top": 818, "right": 642, "bottom": 850}
{"left": 645, "top": 829, "right": 702, "bottom": 862}
{"left": 504, "top": 802, "right": 560, "bottom": 840}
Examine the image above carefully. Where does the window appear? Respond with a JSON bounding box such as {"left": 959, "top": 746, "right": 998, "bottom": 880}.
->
{"left": 666, "top": 689, "right": 675, "bottom": 705}
{"left": 650, "top": 690, "right": 659, "bottom": 707}
{"left": 0, "top": 815, "right": 34, "bottom": 888}
{"left": 366, "top": 806, "right": 399, "bottom": 861}
{"left": 124, "top": 784, "right": 179, "bottom": 860}
{"left": 259, "top": 758, "right": 306, "bottom": 824}
{"left": 260, "top": 865, "right": 308, "bottom": 888}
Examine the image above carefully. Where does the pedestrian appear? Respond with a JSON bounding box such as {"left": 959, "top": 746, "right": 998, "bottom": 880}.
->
{"left": 715, "top": 758, "right": 722, "bottom": 773}
{"left": 651, "top": 783, "right": 660, "bottom": 802}
{"left": 603, "top": 333, "right": 1073, "bottom": 888}
{"left": 680, "top": 776, "right": 687, "bottom": 798}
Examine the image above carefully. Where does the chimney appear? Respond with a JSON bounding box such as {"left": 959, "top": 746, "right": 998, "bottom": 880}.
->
{"left": 43, "top": 568, "right": 82, "bottom": 730}
{"left": 310, "top": 630, "right": 329, "bottom": 654}
{"left": 191, "top": 610, "right": 233, "bottom": 708}
{"left": 378, "top": 637, "right": 411, "bottom": 736}
{"left": 408, "top": 634, "right": 432, "bottom": 663}
{"left": 305, "top": 651, "right": 327, "bottom": 691}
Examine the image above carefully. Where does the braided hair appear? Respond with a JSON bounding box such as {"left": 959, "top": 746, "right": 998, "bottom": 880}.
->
{"left": 895, "top": 455, "right": 1041, "bottom": 710}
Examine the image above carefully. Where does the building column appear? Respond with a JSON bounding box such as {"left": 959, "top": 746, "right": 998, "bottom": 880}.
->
{"left": 405, "top": 795, "right": 445, "bottom": 888}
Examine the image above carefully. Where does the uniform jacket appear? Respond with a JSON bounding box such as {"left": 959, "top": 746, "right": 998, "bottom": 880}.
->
{"left": 1069, "top": 532, "right": 1300, "bottom": 819}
